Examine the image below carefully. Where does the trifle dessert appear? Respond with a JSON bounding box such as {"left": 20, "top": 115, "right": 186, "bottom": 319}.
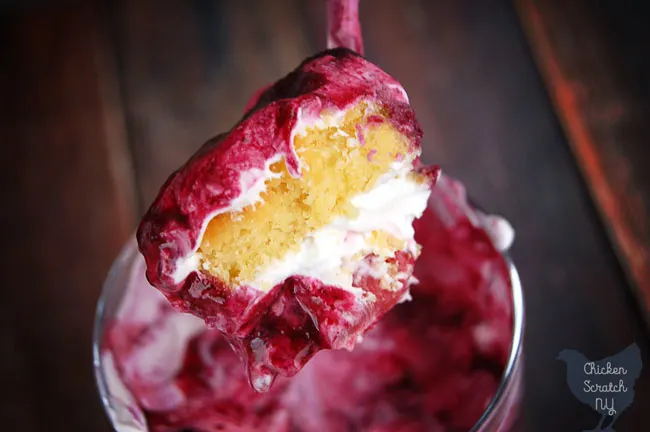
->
{"left": 94, "top": 1, "right": 524, "bottom": 431}
{"left": 137, "top": 0, "right": 437, "bottom": 390}
{"left": 97, "top": 175, "right": 522, "bottom": 432}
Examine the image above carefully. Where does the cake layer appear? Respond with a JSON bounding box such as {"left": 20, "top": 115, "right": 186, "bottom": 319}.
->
{"left": 195, "top": 103, "right": 427, "bottom": 290}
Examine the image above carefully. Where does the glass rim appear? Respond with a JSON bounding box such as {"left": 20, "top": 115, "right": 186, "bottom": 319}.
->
{"left": 93, "top": 236, "right": 139, "bottom": 428}
{"left": 93, "top": 237, "right": 525, "bottom": 431}
{"left": 471, "top": 258, "right": 525, "bottom": 431}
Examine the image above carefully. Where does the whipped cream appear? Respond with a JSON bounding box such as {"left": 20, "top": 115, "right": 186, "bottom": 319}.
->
{"left": 291, "top": 106, "right": 354, "bottom": 142}
{"left": 251, "top": 168, "right": 430, "bottom": 292}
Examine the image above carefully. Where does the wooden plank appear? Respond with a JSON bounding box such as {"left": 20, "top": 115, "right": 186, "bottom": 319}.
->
{"left": 109, "top": 0, "right": 650, "bottom": 430}
{"left": 0, "top": 1, "right": 136, "bottom": 430}
{"left": 360, "top": 1, "right": 650, "bottom": 428}
{"left": 515, "top": 0, "right": 650, "bottom": 326}
{"left": 109, "top": 0, "right": 316, "bottom": 210}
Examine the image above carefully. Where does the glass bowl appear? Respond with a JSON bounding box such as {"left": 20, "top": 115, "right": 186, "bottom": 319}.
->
{"left": 94, "top": 213, "right": 525, "bottom": 432}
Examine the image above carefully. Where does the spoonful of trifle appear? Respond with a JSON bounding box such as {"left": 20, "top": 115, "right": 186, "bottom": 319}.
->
{"left": 137, "top": 0, "right": 438, "bottom": 392}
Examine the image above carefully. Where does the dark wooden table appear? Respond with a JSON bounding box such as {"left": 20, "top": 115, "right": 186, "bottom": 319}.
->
{"left": 2, "top": 0, "right": 649, "bottom": 430}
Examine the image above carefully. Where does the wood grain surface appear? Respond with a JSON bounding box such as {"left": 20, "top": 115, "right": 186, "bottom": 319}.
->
{"left": 1, "top": 0, "right": 649, "bottom": 431}
{"left": 0, "top": 2, "right": 134, "bottom": 431}
{"left": 515, "top": 0, "right": 650, "bottom": 327}
{"left": 109, "top": 0, "right": 650, "bottom": 430}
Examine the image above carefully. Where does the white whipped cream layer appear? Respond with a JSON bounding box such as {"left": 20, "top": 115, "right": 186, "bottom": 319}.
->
{"left": 251, "top": 169, "right": 430, "bottom": 292}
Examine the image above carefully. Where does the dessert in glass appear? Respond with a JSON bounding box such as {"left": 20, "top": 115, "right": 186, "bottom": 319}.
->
{"left": 93, "top": 1, "right": 525, "bottom": 430}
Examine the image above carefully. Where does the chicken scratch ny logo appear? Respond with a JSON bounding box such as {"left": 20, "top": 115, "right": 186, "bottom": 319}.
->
{"left": 557, "top": 343, "right": 642, "bottom": 431}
